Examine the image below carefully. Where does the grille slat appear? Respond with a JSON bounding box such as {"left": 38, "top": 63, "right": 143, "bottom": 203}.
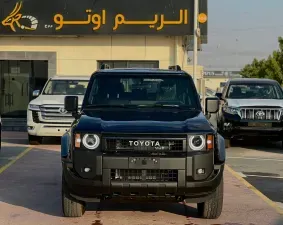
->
{"left": 111, "top": 169, "right": 178, "bottom": 182}
{"left": 240, "top": 108, "right": 282, "bottom": 121}
{"left": 104, "top": 138, "right": 185, "bottom": 152}
{"left": 38, "top": 104, "right": 80, "bottom": 123}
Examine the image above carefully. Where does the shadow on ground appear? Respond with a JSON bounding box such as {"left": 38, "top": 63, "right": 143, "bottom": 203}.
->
{"left": 230, "top": 138, "right": 283, "bottom": 154}
{"left": 0, "top": 146, "right": 200, "bottom": 218}
{"left": 1, "top": 136, "right": 61, "bottom": 145}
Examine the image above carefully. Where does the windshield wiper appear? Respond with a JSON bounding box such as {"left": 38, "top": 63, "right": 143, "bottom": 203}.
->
{"left": 84, "top": 104, "right": 138, "bottom": 108}
{"left": 148, "top": 104, "right": 198, "bottom": 110}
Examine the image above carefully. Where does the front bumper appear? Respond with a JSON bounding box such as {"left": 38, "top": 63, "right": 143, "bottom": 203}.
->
{"left": 27, "top": 122, "right": 70, "bottom": 137}
{"left": 221, "top": 113, "right": 283, "bottom": 138}
{"left": 27, "top": 110, "right": 71, "bottom": 137}
{"left": 62, "top": 153, "right": 224, "bottom": 203}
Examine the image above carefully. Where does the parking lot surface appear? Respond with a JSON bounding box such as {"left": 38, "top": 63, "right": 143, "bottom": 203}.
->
{"left": 227, "top": 140, "right": 283, "bottom": 212}
{"left": 1, "top": 132, "right": 283, "bottom": 225}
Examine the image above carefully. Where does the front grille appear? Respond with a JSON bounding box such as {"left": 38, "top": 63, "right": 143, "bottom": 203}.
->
{"left": 240, "top": 108, "right": 282, "bottom": 121}
{"left": 104, "top": 138, "right": 185, "bottom": 152}
{"left": 32, "top": 111, "right": 39, "bottom": 123}
{"left": 39, "top": 104, "right": 78, "bottom": 123}
{"left": 111, "top": 169, "right": 178, "bottom": 182}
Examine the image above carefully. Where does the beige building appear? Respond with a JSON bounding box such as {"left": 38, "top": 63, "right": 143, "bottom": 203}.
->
{"left": 0, "top": 36, "right": 204, "bottom": 119}
{"left": 204, "top": 72, "right": 242, "bottom": 91}
{"left": 205, "top": 77, "right": 229, "bottom": 91}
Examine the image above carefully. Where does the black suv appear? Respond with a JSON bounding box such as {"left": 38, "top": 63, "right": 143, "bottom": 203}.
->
{"left": 216, "top": 78, "right": 283, "bottom": 147}
{"left": 61, "top": 67, "right": 226, "bottom": 219}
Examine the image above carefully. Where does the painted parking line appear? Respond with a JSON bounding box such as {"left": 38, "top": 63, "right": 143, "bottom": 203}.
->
{"left": 276, "top": 202, "right": 283, "bottom": 209}
{"left": 236, "top": 172, "right": 247, "bottom": 178}
{"left": 236, "top": 172, "right": 283, "bottom": 179}
{"left": 245, "top": 174, "right": 283, "bottom": 179}
{"left": 0, "top": 147, "right": 33, "bottom": 174}
{"left": 226, "top": 164, "right": 283, "bottom": 215}
{"left": 227, "top": 156, "right": 283, "bottom": 162}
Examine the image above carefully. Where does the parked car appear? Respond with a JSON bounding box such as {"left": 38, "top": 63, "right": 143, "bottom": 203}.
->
{"left": 27, "top": 76, "right": 90, "bottom": 145}
{"left": 61, "top": 67, "right": 226, "bottom": 219}
{"left": 216, "top": 78, "right": 283, "bottom": 147}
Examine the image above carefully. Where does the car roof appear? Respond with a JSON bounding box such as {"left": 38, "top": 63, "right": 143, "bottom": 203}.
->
{"left": 93, "top": 68, "right": 189, "bottom": 76}
{"left": 228, "top": 78, "right": 279, "bottom": 85}
{"left": 51, "top": 76, "right": 90, "bottom": 80}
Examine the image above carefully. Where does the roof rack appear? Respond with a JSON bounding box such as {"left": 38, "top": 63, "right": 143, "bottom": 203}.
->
{"left": 100, "top": 63, "right": 110, "bottom": 69}
{"left": 168, "top": 65, "right": 182, "bottom": 71}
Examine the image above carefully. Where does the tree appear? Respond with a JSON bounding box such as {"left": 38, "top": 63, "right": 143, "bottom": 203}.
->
{"left": 240, "top": 36, "right": 283, "bottom": 85}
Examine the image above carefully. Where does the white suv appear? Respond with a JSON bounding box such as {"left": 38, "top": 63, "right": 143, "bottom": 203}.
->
{"left": 27, "top": 76, "right": 90, "bottom": 144}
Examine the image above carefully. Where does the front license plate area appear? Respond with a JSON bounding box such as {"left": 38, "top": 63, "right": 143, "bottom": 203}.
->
{"left": 248, "top": 122, "right": 272, "bottom": 127}
{"left": 129, "top": 157, "right": 160, "bottom": 169}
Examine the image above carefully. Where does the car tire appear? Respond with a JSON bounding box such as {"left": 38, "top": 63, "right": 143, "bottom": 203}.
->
{"left": 197, "top": 176, "right": 223, "bottom": 219}
{"left": 62, "top": 174, "right": 86, "bottom": 217}
{"left": 28, "top": 134, "right": 43, "bottom": 145}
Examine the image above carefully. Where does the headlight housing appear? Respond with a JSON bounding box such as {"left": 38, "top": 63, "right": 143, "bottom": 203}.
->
{"left": 28, "top": 104, "right": 40, "bottom": 111}
{"left": 75, "top": 133, "right": 100, "bottom": 150}
{"left": 223, "top": 106, "right": 239, "bottom": 115}
{"left": 188, "top": 134, "right": 214, "bottom": 151}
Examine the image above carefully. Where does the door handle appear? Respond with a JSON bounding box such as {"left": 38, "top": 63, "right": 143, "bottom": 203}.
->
{"left": 5, "top": 94, "right": 8, "bottom": 106}
{"left": 10, "top": 93, "right": 13, "bottom": 106}
{"left": 8, "top": 94, "right": 11, "bottom": 106}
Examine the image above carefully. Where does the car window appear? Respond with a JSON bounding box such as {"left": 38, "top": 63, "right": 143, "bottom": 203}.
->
{"left": 86, "top": 74, "right": 199, "bottom": 108}
{"left": 226, "top": 83, "right": 283, "bottom": 99}
{"left": 43, "top": 80, "right": 89, "bottom": 95}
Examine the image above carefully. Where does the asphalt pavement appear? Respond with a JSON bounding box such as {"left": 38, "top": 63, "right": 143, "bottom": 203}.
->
{"left": 226, "top": 140, "right": 283, "bottom": 211}
{"left": 0, "top": 132, "right": 283, "bottom": 225}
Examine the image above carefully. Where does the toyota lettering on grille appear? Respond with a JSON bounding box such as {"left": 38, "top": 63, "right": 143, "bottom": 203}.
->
{"left": 129, "top": 140, "right": 161, "bottom": 147}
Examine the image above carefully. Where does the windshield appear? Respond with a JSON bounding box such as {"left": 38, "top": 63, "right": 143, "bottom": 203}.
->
{"left": 43, "top": 79, "right": 89, "bottom": 95}
{"left": 226, "top": 83, "right": 283, "bottom": 99}
{"left": 86, "top": 75, "right": 199, "bottom": 108}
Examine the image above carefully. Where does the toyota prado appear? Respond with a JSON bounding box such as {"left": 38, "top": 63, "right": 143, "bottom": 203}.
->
{"left": 216, "top": 78, "right": 283, "bottom": 147}
{"left": 61, "top": 67, "right": 226, "bottom": 219}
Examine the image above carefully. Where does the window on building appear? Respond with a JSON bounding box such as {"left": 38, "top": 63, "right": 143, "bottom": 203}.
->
{"left": 97, "top": 60, "right": 159, "bottom": 69}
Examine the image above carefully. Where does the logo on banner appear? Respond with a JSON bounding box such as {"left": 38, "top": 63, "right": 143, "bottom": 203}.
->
{"left": 2, "top": 1, "right": 38, "bottom": 32}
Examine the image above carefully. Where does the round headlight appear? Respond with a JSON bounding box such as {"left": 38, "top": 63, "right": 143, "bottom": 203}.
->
{"left": 189, "top": 135, "right": 205, "bottom": 151}
{"left": 82, "top": 134, "right": 100, "bottom": 149}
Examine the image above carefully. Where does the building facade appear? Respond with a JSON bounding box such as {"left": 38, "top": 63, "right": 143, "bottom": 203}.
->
{"left": 204, "top": 71, "right": 242, "bottom": 91}
{"left": 0, "top": 0, "right": 207, "bottom": 119}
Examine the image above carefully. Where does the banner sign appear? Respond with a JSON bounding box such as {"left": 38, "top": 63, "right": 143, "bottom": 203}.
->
{"left": 204, "top": 71, "right": 241, "bottom": 77}
{"left": 0, "top": 0, "right": 207, "bottom": 39}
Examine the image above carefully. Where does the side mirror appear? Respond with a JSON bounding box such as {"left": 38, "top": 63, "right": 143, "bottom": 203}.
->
{"left": 32, "top": 90, "right": 40, "bottom": 97}
{"left": 215, "top": 92, "right": 222, "bottom": 99}
{"left": 205, "top": 97, "right": 219, "bottom": 114}
{"left": 65, "top": 96, "right": 78, "bottom": 117}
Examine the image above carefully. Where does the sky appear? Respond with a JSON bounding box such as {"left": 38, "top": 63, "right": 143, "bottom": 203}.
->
{"left": 197, "top": 0, "right": 283, "bottom": 71}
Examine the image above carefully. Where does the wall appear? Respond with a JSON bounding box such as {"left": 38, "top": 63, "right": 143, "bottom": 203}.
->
{"left": 204, "top": 77, "right": 229, "bottom": 91}
{"left": 0, "top": 36, "right": 203, "bottom": 76}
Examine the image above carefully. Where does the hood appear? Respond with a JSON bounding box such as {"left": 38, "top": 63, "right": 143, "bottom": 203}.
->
{"left": 227, "top": 99, "right": 283, "bottom": 108}
{"left": 75, "top": 108, "right": 214, "bottom": 133}
{"left": 29, "top": 95, "right": 84, "bottom": 106}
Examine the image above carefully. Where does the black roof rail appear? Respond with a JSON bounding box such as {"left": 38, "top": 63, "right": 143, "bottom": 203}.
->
{"left": 168, "top": 65, "right": 182, "bottom": 71}
{"left": 100, "top": 63, "right": 110, "bottom": 69}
